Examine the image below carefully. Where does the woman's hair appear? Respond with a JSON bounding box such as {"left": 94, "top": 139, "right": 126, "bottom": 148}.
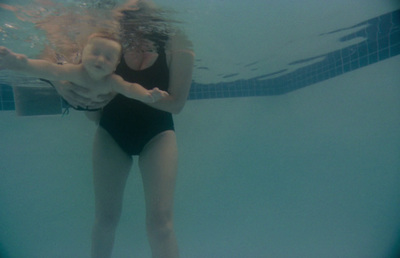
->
{"left": 116, "top": 0, "right": 178, "bottom": 52}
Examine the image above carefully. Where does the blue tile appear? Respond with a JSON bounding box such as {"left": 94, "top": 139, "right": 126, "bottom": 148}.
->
{"left": 378, "top": 13, "right": 392, "bottom": 35}
{"left": 334, "top": 59, "right": 342, "bottom": 69}
{"left": 368, "top": 52, "right": 378, "bottom": 64}
{"left": 343, "top": 62, "right": 351, "bottom": 73}
{"left": 341, "top": 47, "right": 350, "bottom": 57}
{"left": 367, "top": 40, "right": 378, "bottom": 53}
{"left": 1, "top": 88, "right": 14, "bottom": 101}
{"left": 357, "top": 41, "right": 369, "bottom": 57}
{"left": 2, "top": 101, "right": 15, "bottom": 110}
{"left": 366, "top": 21, "right": 378, "bottom": 39}
{"left": 390, "top": 42, "right": 400, "bottom": 57}
{"left": 359, "top": 56, "right": 369, "bottom": 67}
{"left": 208, "top": 90, "right": 216, "bottom": 99}
{"left": 350, "top": 60, "right": 360, "bottom": 70}
{"left": 343, "top": 55, "right": 351, "bottom": 64}
{"left": 188, "top": 92, "right": 196, "bottom": 100}
{"left": 378, "top": 36, "right": 390, "bottom": 49}
{"left": 391, "top": 10, "right": 400, "bottom": 26}
{"left": 234, "top": 84, "right": 241, "bottom": 92}
{"left": 321, "top": 71, "right": 331, "bottom": 81}
{"left": 232, "top": 91, "right": 240, "bottom": 97}
{"left": 378, "top": 48, "right": 390, "bottom": 60}
{"left": 328, "top": 68, "right": 337, "bottom": 78}
{"left": 390, "top": 31, "right": 400, "bottom": 45}
{"left": 335, "top": 49, "right": 344, "bottom": 58}
{"left": 336, "top": 67, "right": 343, "bottom": 76}
{"left": 349, "top": 54, "right": 359, "bottom": 65}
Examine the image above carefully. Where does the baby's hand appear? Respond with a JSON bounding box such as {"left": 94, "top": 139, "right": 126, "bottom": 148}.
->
{"left": 0, "top": 46, "right": 27, "bottom": 70}
{"left": 149, "top": 87, "right": 169, "bottom": 102}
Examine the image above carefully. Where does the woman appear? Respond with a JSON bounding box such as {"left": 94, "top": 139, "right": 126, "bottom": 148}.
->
{"left": 53, "top": 1, "right": 194, "bottom": 257}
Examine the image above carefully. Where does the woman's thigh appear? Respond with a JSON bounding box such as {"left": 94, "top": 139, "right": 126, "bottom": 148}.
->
{"left": 92, "top": 127, "right": 133, "bottom": 218}
{"left": 139, "top": 130, "right": 178, "bottom": 215}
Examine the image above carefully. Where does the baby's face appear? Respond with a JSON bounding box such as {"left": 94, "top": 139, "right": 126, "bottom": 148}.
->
{"left": 82, "top": 37, "right": 122, "bottom": 77}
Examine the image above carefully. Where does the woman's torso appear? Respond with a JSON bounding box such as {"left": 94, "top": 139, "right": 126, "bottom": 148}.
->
{"left": 98, "top": 45, "right": 174, "bottom": 155}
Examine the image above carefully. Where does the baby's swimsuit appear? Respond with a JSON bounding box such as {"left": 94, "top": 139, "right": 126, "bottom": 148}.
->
{"left": 39, "top": 78, "right": 102, "bottom": 112}
{"left": 99, "top": 46, "right": 174, "bottom": 156}
{"left": 39, "top": 52, "right": 101, "bottom": 112}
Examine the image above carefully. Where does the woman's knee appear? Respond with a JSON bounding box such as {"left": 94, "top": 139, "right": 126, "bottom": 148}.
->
{"left": 146, "top": 209, "right": 174, "bottom": 238}
{"left": 95, "top": 209, "right": 122, "bottom": 230}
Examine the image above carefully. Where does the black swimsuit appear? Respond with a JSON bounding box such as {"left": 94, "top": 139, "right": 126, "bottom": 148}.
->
{"left": 99, "top": 47, "right": 174, "bottom": 155}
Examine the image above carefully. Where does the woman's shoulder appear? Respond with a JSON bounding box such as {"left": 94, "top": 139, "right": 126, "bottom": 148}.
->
{"left": 165, "top": 30, "right": 195, "bottom": 65}
{"left": 165, "top": 30, "right": 194, "bottom": 53}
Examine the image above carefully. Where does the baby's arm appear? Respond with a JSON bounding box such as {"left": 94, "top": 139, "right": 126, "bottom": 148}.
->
{"left": 0, "top": 46, "right": 79, "bottom": 81}
{"left": 111, "top": 75, "right": 169, "bottom": 103}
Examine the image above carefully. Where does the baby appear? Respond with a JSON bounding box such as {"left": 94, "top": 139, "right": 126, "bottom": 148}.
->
{"left": 0, "top": 32, "right": 169, "bottom": 104}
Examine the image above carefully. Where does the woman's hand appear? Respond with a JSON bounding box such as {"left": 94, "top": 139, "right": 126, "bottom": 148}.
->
{"left": 52, "top": 81, "right": 115, "bottom": 109}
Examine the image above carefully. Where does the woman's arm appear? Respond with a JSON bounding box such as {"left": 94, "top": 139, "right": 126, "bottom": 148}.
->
{"left": 146, "top": 38, "right": 194, "bottom": 114}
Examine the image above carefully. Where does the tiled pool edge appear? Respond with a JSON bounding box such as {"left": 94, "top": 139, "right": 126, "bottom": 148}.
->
{"left": 188, "top": 9, "right": 400, "bottom": 100}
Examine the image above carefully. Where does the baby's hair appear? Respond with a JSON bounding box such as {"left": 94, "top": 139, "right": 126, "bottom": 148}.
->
{"left": 88, "top": 31, "right": 121, "bottom": 44}
{"left": 87, "top": 30, "right": 123, "bottom": 58}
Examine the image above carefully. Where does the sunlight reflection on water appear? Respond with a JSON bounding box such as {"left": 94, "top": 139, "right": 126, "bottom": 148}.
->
{"left": 0, "top": 0, "right": 135, "bottom": 86}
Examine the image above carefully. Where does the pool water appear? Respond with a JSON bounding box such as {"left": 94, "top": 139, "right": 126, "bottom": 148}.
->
{"left": 1, "top": 1, "right": 400, "bottom": 257}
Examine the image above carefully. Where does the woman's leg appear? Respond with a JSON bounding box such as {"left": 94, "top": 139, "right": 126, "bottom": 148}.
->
{"left": 91, "top": 127, "right": 133, "bottom": 258}
{"left": 139, "top": 130, "right": 179, "bottom": 258}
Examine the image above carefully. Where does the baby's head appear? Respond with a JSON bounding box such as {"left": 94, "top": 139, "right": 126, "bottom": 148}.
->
{"left": 82, "top": 31, "right": 123, "bottom": 77}
{"left": 87, "top": 32, "right": 122, "bottom": 51}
